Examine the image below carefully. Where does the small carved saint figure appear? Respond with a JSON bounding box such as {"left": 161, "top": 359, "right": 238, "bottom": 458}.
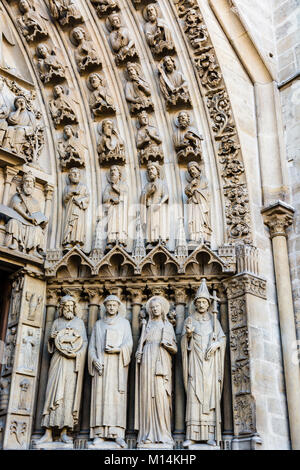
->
{"left": 181, "top": 279, "right": 226, "bottom": 448}
{"left": 125, "top": 62, "right": 154, "bottom": 115}
{"left": 49, "top": 85, "right": 78, "bottom": 127}
{"left": 71, "top": 27, "right": 102, "bottom": 74}
{"left": 97, "top": 119, "right": 125, "bottom": 165}
{"left": 0, "top": 378, "right": 10, "bottom": 413}
{"left": 143, "top": 3, "right": 175, "bottom": 57}
{"left": 107, "top": 13, "right": 138, "bottom": 65}
{"left": 36, "top": 43, "right": 66, "bottom": 84}
{"left": 17, "top": 0, "right": 48, "bottom": 43}
{"left": 136, "top": 111, "right": 163, "bottom": 165}
{"left": 103, "top": 165, "right": 129, "bottom": 249}
{"left": 21, "top": 328, "right": 37, "bottom": 371}
{"left": 62, "top": 167, "right": 90, "bottom": 249}
{"left": 18, "top": 379, "right": 30, "bottom": 411}
{"left": 5, "top": 96, "right": 36, "bottom": 156}
{"left": 4, "top": 327, "right": 17, "bottom": 371}
{"left": 141, "top": 161, "right": 169, "bottom": 248}
{"left": 34, "top": 295, "right": 87, "bottom": 447}
{"left": 88, "top": 73, "right": 115, "bottom": 117}
{"left": 185, "top": 161, "right": 212, "bottom": 245}
{"left": 174, "top": 111, "right": 203, "bottom": 163}
{"left": 90, "top": 0, "right": 119, "bottom": 17}
{"left": 158, "top": 56, "right": 191, "bottom": 108}
{"left": 5, "top": 171, "right": 48, "bottom": 258}
{"left": 135, "top": 296, "right": 177, "bottom": 448}
{"left": 58, "top": 125, "right": 85, "bottom": 169}
{"left": 184, "top": 9, "right": 208, "bottom": 53}
{"left": 88, "top": 295, "right": 133, "bottom": 449}
{"left": 0, "top": 77, "right": 9, "bottom": 148}
{"left": 49, "top": 0, "right": 83, "bottom": 26}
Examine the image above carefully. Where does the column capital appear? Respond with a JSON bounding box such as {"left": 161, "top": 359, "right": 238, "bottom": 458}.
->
{"left": 173, "top": 287, "right": 187, "bottom": 305}
{"left": 44, "top": 183, "right": 55, "bottom": 201}
{"left": 128, "top": 288, "right": 144, "bottom": 305}
{"left": 262, "top": 201, "right": 294, "bottom": 239}
{"left": 4, "top": 166, "right": 18, "bottom": 183}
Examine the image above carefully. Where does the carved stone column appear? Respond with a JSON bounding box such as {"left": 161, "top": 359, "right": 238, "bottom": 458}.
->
{"left": 2, "top": 270, "right": 46, "bottom": 450}
{"left": 262, "top": 201, "right": 300, "bottom": 450}
{"left": 2, "top": 167, "right": 18, "bottom": 206}
{"left": 173, "top": 287, "right": 187, "bottom": 446}
{"left": 224, "top": 273, "right": 267, "bottom": 450}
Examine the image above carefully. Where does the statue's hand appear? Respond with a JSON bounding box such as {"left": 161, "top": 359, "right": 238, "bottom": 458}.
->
{"left": 105, "top": 346, "right": 120, "bottom": 354}
{"left": 94, "top": 360, "right": 103, "bottom": 375}
{"left": 136, "top": 351, "right": 142, "bottom": 363}
{"left": 185, "top": 324, "right": 195, "bottom": 337}
{"left": 205, "top": 341, "right": 220, "bottom": 360}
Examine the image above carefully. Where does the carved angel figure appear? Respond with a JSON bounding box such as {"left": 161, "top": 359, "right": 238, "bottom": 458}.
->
{"left": 58, "top": 125, "right": 85, "bottom": 169}
{"left": 97, "top": 119, "right": 125, "bottom": 165}
{"left": 71, "top": 27, "right": 102, "bottom": 74}
{"left": 184, "top": 8, "right": 208, "bottom": 53}
{"left": 174, "top": 111, "right": 203, "bottom": 163}
{"left": 143, "top": 3, "right": 175, "bottom": 56}
{"left": 0, "top": 77, "right": 9, "bottom": 148}
{"left": 158, "top": 56, "right": 191, "bottom": 108}
{"left": 49, "top": 0, "right": 83, "bottom": 26}
{"left": 125, "top": 62, "right": 153, "bottom": 115}
{"left": 90, "top": 0, "right": 119, "bottom": 17}
{"left": 107, "top": 13, "right": 138, "bottom": 65}
{"left": 136, "top": 111, "right": 163, "bottom": 165}
{"left": 17, "top": 0, "right": 48, "bottom": 43}
{"left": 36, "top": 43, "right": 66, "bottom": 84}
{"left": 88, "top": 73, "right": 115, "bottom": 116}
{"left": 49, "top": 85, "right": 78, "bottom": 127}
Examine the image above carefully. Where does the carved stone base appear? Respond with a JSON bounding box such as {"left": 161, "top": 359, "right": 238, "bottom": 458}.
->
{"left": 186, "top": 443, "right": 221, "bottom": 450}
{"left": 87, "top": 440, "right": 125, "bottom": 450}
{"left": 32, "top": 440, "right": 74, "bottom": 450}
{"left": 137, "top": 443, "right": 174, "bottom": 450}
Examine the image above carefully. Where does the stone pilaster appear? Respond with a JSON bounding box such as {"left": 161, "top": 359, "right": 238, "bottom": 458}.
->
{"left": 262, "top": 201, "right": 300, "bottom": 450}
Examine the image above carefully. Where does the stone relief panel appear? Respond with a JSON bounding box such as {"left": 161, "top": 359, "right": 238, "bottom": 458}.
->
{"left": 5, "top": 416, "right": 30, "bottom": 450}
{"left": 17, "top": 326, "right": 40, "bottom": 375}
{"left": 10, "top": 375, "right": 34, "bottom": 415}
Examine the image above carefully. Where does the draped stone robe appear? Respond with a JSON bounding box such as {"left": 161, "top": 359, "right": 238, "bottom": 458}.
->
{"left": 185, "top": 175, "right": 211, "bottom": 243}
{"left": 135, "top": 319, "right": 177, "bottom": 445}
{"left": 41, "top": 316, "right": 87, "bottom": 430}
{"left": 88, "top": 314, "right": 133, "bottom": 439}
{"left": 63, "top": 181, "right": 89, "bottom": 248}
{"left": 103, "top": 181, "right": 129, "bottom": 245}
{"left": 141, "top": 178, "right": 169, "bottom": 244}
{"left": 181, "top": 314, "right": 226, "bottom": 442}
{"left": 6, "top": 108, "right": 36, "bottom": 154}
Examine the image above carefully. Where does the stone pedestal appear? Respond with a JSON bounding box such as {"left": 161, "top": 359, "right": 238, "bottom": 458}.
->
{"left": 87, "top": 440, "right": 126, "bottom": 450}
{"left": 32, "top": 440, "right": 74, "bottom": 450}
{"left": 137, "top": 443, "right": 174, "bottom": 450}
{"left": 186, "top": 443, "right": 221, "bottom": 450}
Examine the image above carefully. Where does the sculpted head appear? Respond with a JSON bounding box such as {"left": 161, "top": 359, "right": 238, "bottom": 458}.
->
{"left": 109, "top": 13, "right": 121, "bottom": 30}
{"left": 72, "top": 26, "right": 85, "bottom": 43}
{"left": 147, "top": 161, "right": 160, "bottom": 181}
{"left": 163, "top": 56, "right": 175, "bottom": 73}
{"left": 194, "top": 297, "right": 210, "bottom": 314}
{"left": 19, "top": 0, "right": 30, "bottom": 13}
{"left": 22, "top": 171, "right": 35, "bottom": 196}
{"left": 194, "top": 279, "right": 211, "bottom": 315}
{"left": 146, "top": 296, "right": 169, "bottom": 321}
{"left": 186, "top": 9, "right": 198, "bottom": 23}
{"left": 177, "top": 111, "right": 190, "bottom": 129}
{"left": 63, "top": 125, "right": 74, "bottom": 140}
{"left": 110, "top": 165, "right": 121, "bottom": 184}
{"left": 145, "top": 3, "right": 158, "bottom": 22}
{"left": 14, "top": 96, "right": 27, "bottom": 111}
{"left": 127, "top": 62, "right": 140, "bottom": 81}
{"left": 102, "top": 118, "right": 114, "bottom": 137}
{"left": 138, "top": 110, "right": 149, "bottom": 127}
{"left": 89, "top": 73, "right": 103, "bottom": 90}
{"left": 68, "top": 167, "right": 80, "bottom": 184}
{"left": 104, "top": 295, "right": 121, "bottom": 317}
{"left": 37, "top": 43, "right": 49, "bottom": 58}
{"left": 188, "top": 161, "right": 201, "bottom": 179}
{"left": 53, "top": 84, "right": 64, "bottom": 98}
{"left": 60, "top": 295, "right": 76, "bottom": 320}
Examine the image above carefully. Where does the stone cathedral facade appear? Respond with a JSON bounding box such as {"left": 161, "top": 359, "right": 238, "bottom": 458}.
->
{"left": 0, "top": 0, "right": 299, "bottom": 451}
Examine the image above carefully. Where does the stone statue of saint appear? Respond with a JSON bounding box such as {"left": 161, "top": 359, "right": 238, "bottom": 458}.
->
{"left": 58, "top": 125, "right": 85, "bottom": 169}
{"left": 34, "top": 295, "right": 87, "bottom": 447}
{"left": 49, "top": 85, "right": 78, "bottom": 127}
{"left": 70, "top": 27, "right": 102, "bottom": 73}
{"left": 62, "top": 167, "right": 90, "bottom": 249}
{"left": 135, "top": 296, "right": 177, "bottom": 448}
{"left": 107, "top": 13, "right": 138, "bottom": 65}
{"left": 174, "top": 111, "right": 203, "bottom": 163}
{"left": 49, "top": 0, "right": 83, "bottom": 26}
{"left": 181, "top": 279, "right": 226, "bottom": 448}
{"left": 185, "top": 161, "right": 212, "bottom": 245}
{"left": 36, "top": 43, "right": 66, "bottom": 84}
{"left": 4, "top": 171, "right": 48, "bottom": 258}
{"left": 17, "top": 0, "right": 48, "bottom": 43}
{"left": 5, "top": 95, "right": 36, "bottom": 156}
{"left": 125, "top": 62, "right": 153, "bottom": 115}
{"left": 141, "top": 161, "right": 169, "bottom": 248}
{"left": 136, "top": 111, "right": 163, "bottom": 165}
{"left": 158, "top": 56, "right": 191, "bottom": 108}
{"left": 103, "top": 166, "right": 129, "bottom": 249}
{"left": 88, "top": 73, "right": 115, "bottom": 116}
{"left": 97, "top": 119, "right": 125, "bottom": 165}
{"left": 0, "top": 77, "right": 9, "bottom": 148}
{"left": 88, "top": 295, "right": 133, "bottom": 449}
{"left": 143, "top": 3, "right": 175, "bottom": 56}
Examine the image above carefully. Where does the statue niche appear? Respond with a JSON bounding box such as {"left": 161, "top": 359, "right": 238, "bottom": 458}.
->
{"left": 125, "top": 62, "right": 154, "bottom": 116}
{"left": 143, "top": 3, "right": 175, "bottom": 57}
{"left": 17, "top": 0, "right": 48, "bottom": 43}
{"left": 49, "top": 85, "right": 78, "bottom": 127}
{"left": 97, "top": 119, "right": 126, "bottom": 166}
{"left": 174, "top": 111, "right": 203, "bottom": 163}
{"left": 4, "top": 171, "right": 48, "bottom": 258}
{"left": 90, "top": 0, "right": 120, "bottom": 17}
{"left": 136, "top": 111, "right": 163, "bottom": 165}
{"left": 58, "top": 125, "right": 86, "bottom": 169}
{"left": 107, "top": 13, "right": 138, "bottom": 65}
{"left": 158, "top": 56, "right": 191, "bottom": 108}
{"left": 36, "top": 43, "right": 66, "bottom": 84}
{"left": 70, "top": 27, "right": 102, "bottom": 74}
{"left": 87, "top": 73, "right": 116, "bottom": 117}
{"left": 49, "top": 0, "right": 83, "bottom": 26}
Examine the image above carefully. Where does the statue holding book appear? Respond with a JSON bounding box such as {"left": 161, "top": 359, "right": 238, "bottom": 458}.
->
{"left": 88, "top": 295, "right": 133, "bottom": 449}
